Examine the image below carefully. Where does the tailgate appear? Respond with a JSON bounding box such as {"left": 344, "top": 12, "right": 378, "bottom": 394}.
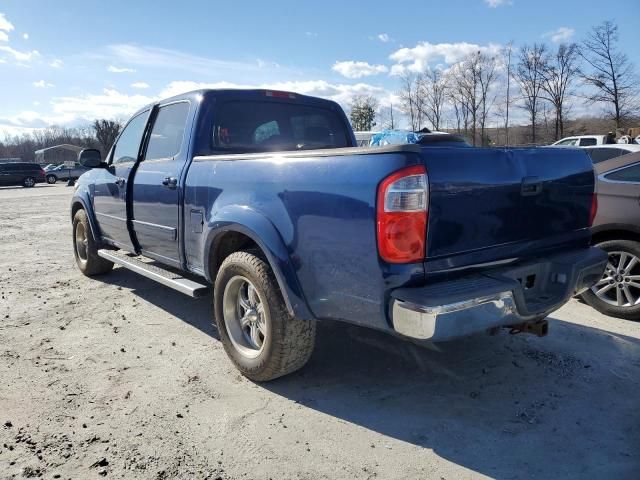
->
{"left": 423, "top": 146, "right": 595, "bottom": 273}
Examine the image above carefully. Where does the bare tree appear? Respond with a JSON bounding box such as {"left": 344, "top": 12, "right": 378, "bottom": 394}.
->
{"left": 93, "top": 119, "right": 122, "bottom": 156}
{"left": 580, "top": 20, "right": 638, "bottom": 128}
{"left": 478, "top": 53, "right": 498, "bottom": 145}
{"left": 449, "top": 52, "right": 495, "bottom": 145}
{"left": 540, "top": 43, "right": 581, "bottom": 140}
{"left": 514, "top": 43, "right": 548, "bottom": 143}
{"left": 397, "top": 72, "right": 425, "bottom": 130}
{"left": 419, "top": 69, "right": 448, "bottom": 131}
{"left": 503, "top": 41, "right": 515, "bottom": 145}
{"left": 378, "top": 102, "right": 396, "bottom": 130}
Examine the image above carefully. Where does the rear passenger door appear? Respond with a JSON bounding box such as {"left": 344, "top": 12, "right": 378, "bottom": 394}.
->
{"left": 131, "top": 101, "right": 192, "bottom": 267}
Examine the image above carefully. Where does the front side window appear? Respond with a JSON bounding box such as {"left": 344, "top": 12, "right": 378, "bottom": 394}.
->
{"left": 605, "top": 163, "right": 640, "bottom": 183}
{"left": 112, "top": 111, "right": 148, "bottom": 164}
{"left": 144, "top": 102, "right": 190, "bottom": 160}
{"left": 213, "top": 101, "right": 349, "bottom": 153}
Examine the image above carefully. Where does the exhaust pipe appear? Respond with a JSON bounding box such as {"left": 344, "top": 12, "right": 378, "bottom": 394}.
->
{"left": 507, "top": 319, "right": 549, "bottom": 337}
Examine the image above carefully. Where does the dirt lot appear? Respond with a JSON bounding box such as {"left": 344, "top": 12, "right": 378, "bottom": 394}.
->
{"left": 1, "top": 183, "right": 639, "bottom": 480}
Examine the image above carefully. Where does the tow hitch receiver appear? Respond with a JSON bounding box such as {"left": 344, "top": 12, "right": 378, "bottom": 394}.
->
{"left": 507, "top": 319, "right": 549, "bottom": 337}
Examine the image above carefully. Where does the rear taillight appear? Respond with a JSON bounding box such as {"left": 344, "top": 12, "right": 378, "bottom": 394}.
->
{"left": 589, "top": 166, "right": 598, "bottom": 227}
{"left": 377, "top": 165, "right": 428, "bottom": 263}
{"left": 589, "top": 193, "right": 598, "bottom": 227}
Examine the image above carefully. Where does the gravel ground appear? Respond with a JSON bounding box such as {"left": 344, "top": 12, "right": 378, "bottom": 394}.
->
{"left": 1, "top": 183, "right": 639, "bottom": 480}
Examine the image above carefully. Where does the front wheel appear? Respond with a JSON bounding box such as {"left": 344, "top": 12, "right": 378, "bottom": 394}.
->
{"left": 214, "top": 251, "right": 316, "bottom": 381}
{"left": 46, "top": 175, "right": 57, "bottom": 184}
{"left": 580, "top": 239, "right": 640, "bottom": 321}
{"left": 23, "top": 176, "right": 35, "bottom": 188}
{"left": 72, "top": 209, "right": 113, "bottom": 276}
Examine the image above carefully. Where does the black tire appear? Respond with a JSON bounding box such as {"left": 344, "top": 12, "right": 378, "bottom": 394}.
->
{"left": 580, "top": 239, "right": 640, "bottom": 321}
{"left": 72, "top": 209, "right": 114, "bottom": 276}
{"left": 213, "top": 250, "right": 316, "bottom": 381}
{"left": 23, "top": 176, "right": 36, "bottom": 188}
{"left": 46, "top": 175, "right": 57, "bottom": 184}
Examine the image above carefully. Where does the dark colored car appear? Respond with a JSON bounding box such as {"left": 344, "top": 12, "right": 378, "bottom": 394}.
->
{"left": 45, "top": 163, "right": 91, "bottom": 184}
{"left": 0, "top": 162, "right": 46, "bottom": 187}
{"left": 581, "top": 151, "right": 640, "bottom": 320}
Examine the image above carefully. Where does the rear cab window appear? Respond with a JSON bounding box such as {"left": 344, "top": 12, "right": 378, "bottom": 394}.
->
{"left": 579, "top": 138, "right": 598, "bottom": 146}
{"left": 212, "top": 101, "right": 350, "bottom": 153}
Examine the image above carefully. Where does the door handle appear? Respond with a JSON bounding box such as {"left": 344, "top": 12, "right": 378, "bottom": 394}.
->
{"left": 521, "top": 176, "right": 543, "bottom": 196}
{"left": 115, "top": 177, "right": 126, "bottom": 187}
{"left": 162, "top": 176, "right": 178, "bottom": 189}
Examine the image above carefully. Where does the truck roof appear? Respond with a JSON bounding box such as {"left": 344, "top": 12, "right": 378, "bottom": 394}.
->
{"left": 130, "top": 88, "right": 341, "bottom": 120}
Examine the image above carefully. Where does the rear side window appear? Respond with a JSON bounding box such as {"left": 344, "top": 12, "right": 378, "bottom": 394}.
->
{"left": 112, "top": 111, "right": 148, "bottom": 164}
{"left": 587, "top": 148, "right": 628, "bottom": 163}
{"left": 145, "top": 102, "right": 190, "bottom": 160}
{"left": 605, "top": 163, "right": 640, "bottom": 183}
{"left": 213, "top": 101, "right": 349, "bottom": 152}
{"left": 579, "top": 138, "right": 598, "bottom": 146}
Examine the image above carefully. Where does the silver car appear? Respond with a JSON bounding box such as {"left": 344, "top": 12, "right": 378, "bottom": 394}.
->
{"left": 45, "top": 163, "right": 90, "bottom": 184}
{"left": 581, "top": 151, "right": 640, "bottom": 320}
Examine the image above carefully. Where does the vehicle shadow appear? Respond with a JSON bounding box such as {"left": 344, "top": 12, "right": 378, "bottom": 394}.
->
{"left": 266, "top": 319, "right": 640, "bottom": 478}
{"left": 96, "top": 267, "right": 218, "bottom": 339}
{"left": 92, "top": 268, "right": 640, "bottom": 478}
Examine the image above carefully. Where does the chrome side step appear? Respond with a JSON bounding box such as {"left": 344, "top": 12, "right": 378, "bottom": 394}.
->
{"left": 97, "top": 249, "right": 209, "bottom": 298}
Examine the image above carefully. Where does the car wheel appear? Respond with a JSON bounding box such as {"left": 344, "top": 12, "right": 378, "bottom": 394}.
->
{"left": 581, "top": 239, "right": 640, "bottom": 321}
{"left": 23, "top": 176, "right": 36, "bottom": 188}
{"left": 72, "top": 209, "right": 114, "bottom": 276}
{"left": 46, "top": 175, "right": 57, "bottom": 184}
{"left": 214, "top": 250, "right": 316, "bottom": 381}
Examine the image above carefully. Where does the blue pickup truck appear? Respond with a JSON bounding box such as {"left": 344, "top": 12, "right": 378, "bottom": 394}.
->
{"left": 71, "top": 89, "right": 607, "bottom": 381}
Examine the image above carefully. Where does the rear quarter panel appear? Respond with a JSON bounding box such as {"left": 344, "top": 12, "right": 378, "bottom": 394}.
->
{"left": 184, "top": 148, "right": 424, "bottom": 329}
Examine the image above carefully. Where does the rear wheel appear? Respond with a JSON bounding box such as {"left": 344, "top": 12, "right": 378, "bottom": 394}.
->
{"left": 72, "top": 209, "right": 113, "bottom": 276}
{"left": 213, "top": 250, "right": 316, "bottom": 381}
{"left": 46, "top": 175, "right": 57, "bottom": 184}
{"left": 581, "top": 239, "right": 640, "bottom": 321}
{"left": 23, "top": 176, "right": 35, "bottom": 188}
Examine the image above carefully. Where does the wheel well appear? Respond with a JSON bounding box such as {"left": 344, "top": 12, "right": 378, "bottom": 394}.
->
{"left": 71, "top": 201, "right": 83, "bottom": 219}
{"left": 209, "top": 231, "right": 260, "bottom": 279}
{"left": 592, "top": 229, "right": 640, "bottom": 245}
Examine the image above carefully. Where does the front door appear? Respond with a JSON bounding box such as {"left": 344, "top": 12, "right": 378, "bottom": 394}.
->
{"left": 92, "top": 110, "right": 149, "bottom": 250}
{"left": 131, "top": 101, "right": 191, "bottom": 266}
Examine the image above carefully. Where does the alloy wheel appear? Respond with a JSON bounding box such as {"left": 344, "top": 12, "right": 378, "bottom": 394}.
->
{"left": 222, "top": 275, "right": 268, "bottom": 359}
{"left": 591, "top": 251, "right": 640, "bottom": 307}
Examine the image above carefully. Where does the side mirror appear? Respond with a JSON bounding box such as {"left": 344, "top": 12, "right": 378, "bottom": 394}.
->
{"left": 78, "top": 149, "right": 102, "bottom": 168}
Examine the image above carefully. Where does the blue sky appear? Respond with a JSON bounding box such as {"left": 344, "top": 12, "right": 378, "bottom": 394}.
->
{"left": 0, "top": 0, "right": 638, "bottom": 135}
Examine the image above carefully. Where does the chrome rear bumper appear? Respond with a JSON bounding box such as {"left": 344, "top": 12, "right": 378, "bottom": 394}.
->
{"left": 390, "top": 247, "right": 607, "bottom": 341}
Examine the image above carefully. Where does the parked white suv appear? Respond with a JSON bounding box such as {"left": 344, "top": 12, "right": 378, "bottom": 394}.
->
{"left": 552, "top": 135, "right": 608, "bottom": 147}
